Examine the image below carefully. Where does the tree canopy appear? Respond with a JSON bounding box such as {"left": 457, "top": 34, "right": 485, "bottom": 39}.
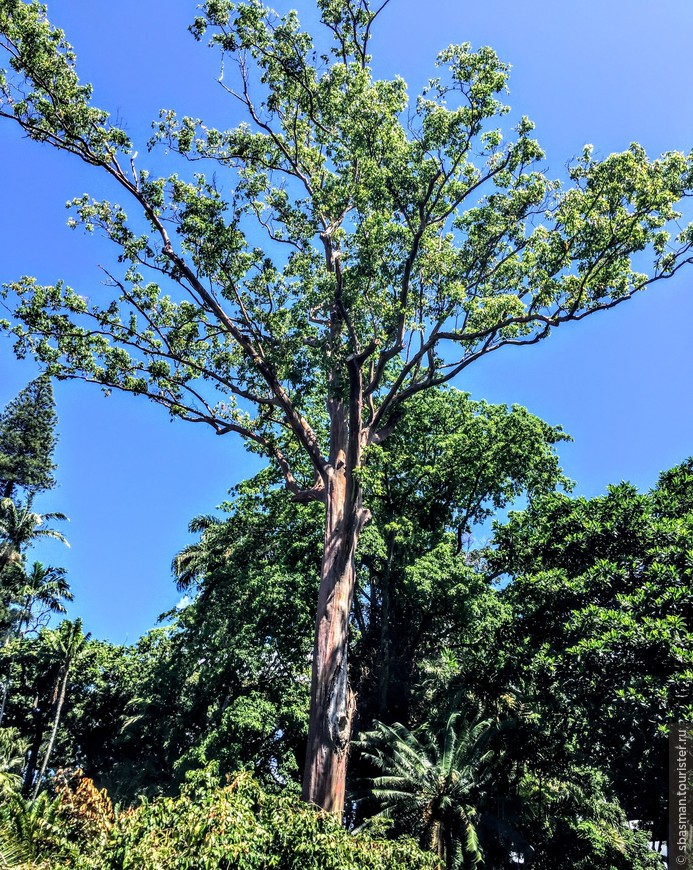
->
{"left": 0, "top": 0, "right": 691, "bottom": 496}
{"left": 488, "top": 461, "right": 693, "bottom": 841}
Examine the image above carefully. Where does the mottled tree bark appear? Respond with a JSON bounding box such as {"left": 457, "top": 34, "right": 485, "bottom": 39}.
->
{"left": 302, "top": 420, "right": 369, "bottom": 814}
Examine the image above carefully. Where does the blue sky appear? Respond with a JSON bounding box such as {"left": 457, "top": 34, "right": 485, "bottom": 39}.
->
{"left": 1, "top": 0, "right": 693, "bottom": 642}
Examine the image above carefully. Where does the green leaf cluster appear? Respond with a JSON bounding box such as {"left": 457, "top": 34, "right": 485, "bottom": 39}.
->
{"left": 489, "top": 459, "right": 693, "bottom": 839}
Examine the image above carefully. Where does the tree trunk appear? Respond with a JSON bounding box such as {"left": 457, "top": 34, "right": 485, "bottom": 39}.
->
{"left": 32, "top": 662, "right": 69, "bottom": 798}
{"left": 302, "top": 463, "right": 369, "bottom": 815}
{"left": 377, "top": 564, "right": 391, "bottom": 719}
{"left": 0, "top": 661, "right": 11, "bottom": 728}
{"left": 22, "top": 695, "right": 45, "bottom": 797}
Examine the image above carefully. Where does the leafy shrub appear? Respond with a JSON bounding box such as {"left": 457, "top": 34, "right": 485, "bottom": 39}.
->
{"left": 103, "top": 769, "right": 434, "bottom": 869}
{"left": 53, "top": 768, "right": 114, "bottom": 846}
{"left": 17, "top": 766, "right": 434, "bottom": 869}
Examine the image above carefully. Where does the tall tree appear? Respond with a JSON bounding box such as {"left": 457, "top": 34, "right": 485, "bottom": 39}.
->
{"left": 2, "top": 0, "right": 693, "bottom": 813}
{"left": 0, "top": 561, "right": 72, "bottom": 727}
{"left": 0, "top": 376, "right": 57, "bottom": 500}
{"left": 136, "top": 390, "right": 561, "bottom": 794}
{"left": 351, "top": 389, "right": 567, "bottom": 728}
{"left": 31, "top": 618, "right": 90, "bottom": 798}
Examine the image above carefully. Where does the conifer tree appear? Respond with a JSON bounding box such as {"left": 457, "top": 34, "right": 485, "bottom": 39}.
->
{"left": 0, "top": 376, "right": 57, "bottom": 500}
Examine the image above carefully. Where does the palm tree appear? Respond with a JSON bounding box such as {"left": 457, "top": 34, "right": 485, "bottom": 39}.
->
{"left": 0, "top": 727, "right": 26, "bottom": 796}
{"left": 0, "top": 496, "right": 68, "bottom": 578}
{"left": 171, "top": 514, "right": 224, "bottom": 591}
{"left": 355, "top": 714, "right": 497, "bottom": 870}
{"left": 12, "top": 562, "right": 73, "bottom": 637}
{"left": 31, "top": 619, "right": 90, "bottom": 799}
{"left": 0, "top": 562, "right": 73, "bottom": 727}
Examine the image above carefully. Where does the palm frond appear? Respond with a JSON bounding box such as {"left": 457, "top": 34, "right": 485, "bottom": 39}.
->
{"left": 354, "top": 713, "right": 497, "bottom": 869}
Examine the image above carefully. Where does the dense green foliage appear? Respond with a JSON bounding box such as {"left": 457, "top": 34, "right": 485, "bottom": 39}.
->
{"left": 0, "top": 413, "right": 683, "bottom": 868}
{"left": 351, "top": 389, "right": 568, "bottom": 729}
{"left": 105, "top": 770, "right": 433, "bottom": 870}
{"left": 1, "top": 382, "right": 682, "bottom": 866}
{"left": 1, "top": 768, "right": 434, "bottom": 869}
{"left": 489, "top": 463, "right": 693, "bottom": 842}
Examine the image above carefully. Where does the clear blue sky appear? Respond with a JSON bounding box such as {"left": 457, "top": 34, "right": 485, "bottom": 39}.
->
{"left": 1, "top": 0, "right": 692, "bottom": 642}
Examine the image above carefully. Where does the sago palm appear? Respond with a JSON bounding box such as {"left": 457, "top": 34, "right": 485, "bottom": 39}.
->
{"left": 355, "top": 714, "right": 496, "bottom": 869}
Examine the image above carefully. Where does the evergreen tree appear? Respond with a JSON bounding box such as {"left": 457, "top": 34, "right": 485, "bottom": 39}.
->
{"left": 0, "top": 376, "right": 57, "bottom": 500}
{"left": 486, "top": 460, "right": 693, "bottom": 843}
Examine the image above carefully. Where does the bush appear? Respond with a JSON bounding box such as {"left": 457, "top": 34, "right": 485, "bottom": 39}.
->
{"left": 23, "top": 767, "right": 435, "bottom": 869}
